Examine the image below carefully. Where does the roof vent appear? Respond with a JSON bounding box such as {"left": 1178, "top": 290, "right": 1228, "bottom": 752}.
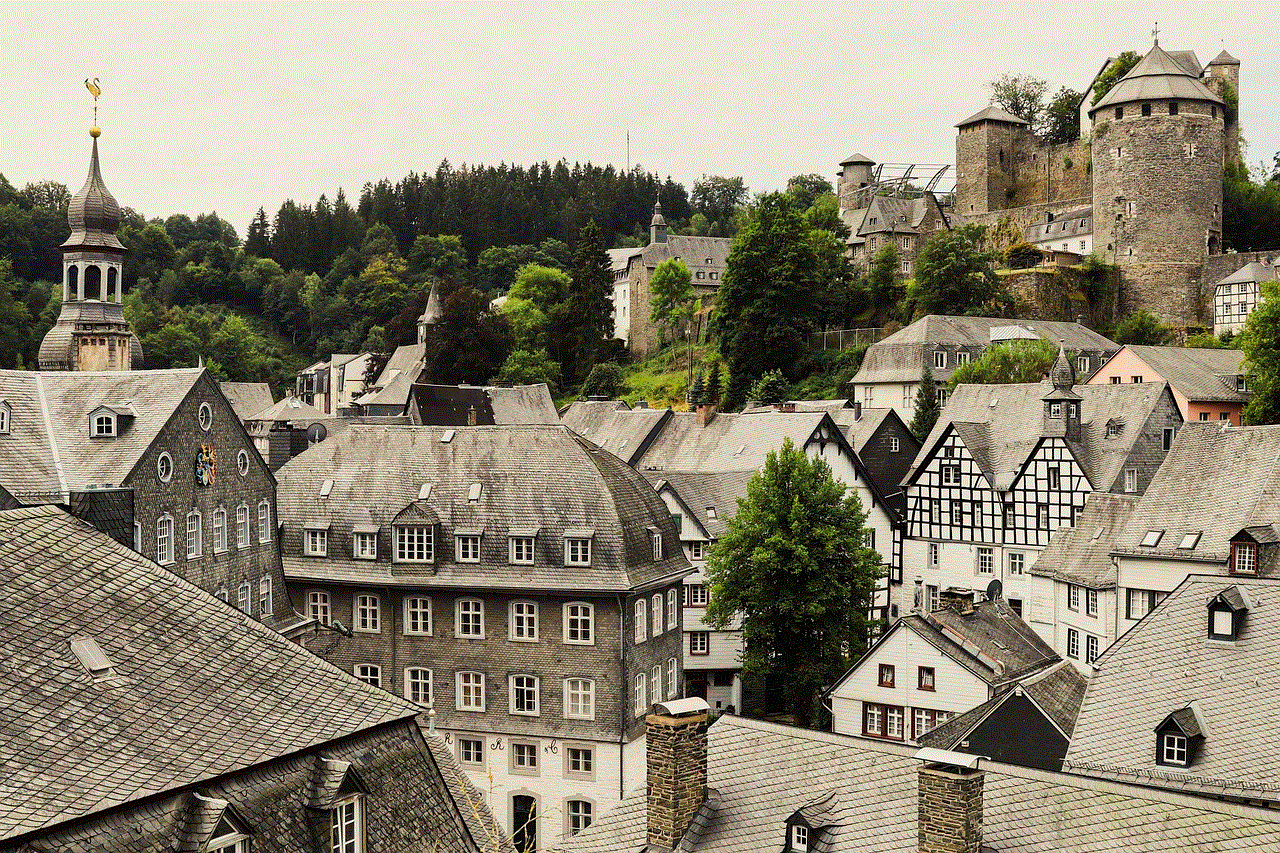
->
{"left": 69, "top": 636, "right": 116, "bottom": 680}
{"left": 418, "top": 483, "right": 433, "bottom": 500}
{"left": 319, "top": 479, "right": 334, "bottom": 498}
{"left": 440, "top": 429, "right": 455, "bottom": 443}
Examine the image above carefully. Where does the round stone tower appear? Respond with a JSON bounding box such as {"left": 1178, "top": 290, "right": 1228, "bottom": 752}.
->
{"left": 39, "top": 120, "right": 143, "bottom": 371}
{"left": 1089, "top": 42, "right": 1225, "bottom": 324}
{"left": 836, "top": 153, "right": 874, "bottom": 213}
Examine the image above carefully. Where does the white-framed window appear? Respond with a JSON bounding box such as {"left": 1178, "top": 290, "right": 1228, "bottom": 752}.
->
{"left": 308, "top": 590, "right": 331, "bottom": 625}
{"left": 236, "top": 503, "right": 250, "bottom": 548}
{"left": 355, "top": 594, "right": 380, "bottom": 632}
{"left": 1231, "top": 541, "right": 1258, "bottom": 575}
{"left": 458, "top": 737, "right": 484, "bottom": 764}
{"left": 90, "top": 409, "right": 119, "bottom": 437}
{"left": 404, "top": 597, "right": 432, "bottom": 634}
{"left": 650, "top": 665, "right": 661, "bottom": 705}
{"left": 213, "top": 507, "right": 227, "bottom": 553}
{"left": 0, "top": 403, "right": 11, "bottom": 435}
{"left": 564, "top": 602, "right": 594, "bottom": 644}
{"left": 689, "top": 540, "right": 706, "bottom": 560}
{"left": 1086, "top": 634, "right": 1099, "bottom": 663}
{"left": 330, "top": 795, "right": 363, "bottom": 853}
{"left": 566, "top": 745, "right": 594, "bottom": 778}
{"left": 236, "top": 448, "right": 250, "bottom": 477}
{"left": 685, "top": 583, "right": 708, "bottom": 606}
{"left": 457, "top": 670, "right": 485, "bottom": 711}
{"left": 457, "top": 598, "right": 484, "bottom": 638}
{"left": 941, "top": 464, "right": 960, "bottom": 485}
{"left": 456, "top": 534, "right": 481, "bottom": 562}
{"left": 565, "top": 677, "right": 595, "bottom": 719}
{"left": 1066, "top": 628, "right": 1079, "bottom": 659}
{"left": 133, "top": 521, "right": 141, "bottom": 553}
{"left": 354, "top": 664, "right": 381, "bottom": 687}
{"left": 1008, "top": 552, "right": 1025, "bottom": 575}
{"left": 510, "top": 535, "right": 535, "bottom": 564}
{"left": 207, "top": 826, "right": 249, "bottom": 853}
{"left": 666, "top": 657, "right": 677, "bottom": 699}
{"left": 567, "top": 799, "right": 594, "bottom": 836}
{"left": 976, "top": 547, "right": 993, "bottom": 575}
{"left": 405, "top": 667, "right": 433, "bottom": 705}
{"left": 1124, "top": 468, "right": 1138, "bottom": 493}
{"left": 1126, "top": 588, "right": 1167, "bottom": 620}
{"left": 1077, "top": 355, "right": 1089, "bottom": 374}
{"left": 305, "top": 528, "right": 328, "bottom": 556}
{"left": 634, "top": 598, "right": 647, "bottom": 643}
{"left": 933, "top": 350, "right": 946, "bottom": 369}
{"left": 1086, "top": 588, "right": 1098, "bottom": 617}
{"left": 633, "top": 672, "right": 647, "bottom": 715}
{"left": 257, "top": 500, "right": 271, "bottom": 543}
{"left": 1161, "top": 732, "right": 1188, "bottom": 766}
{"left": 652, "top": 531, "right": 663, "bottom": 561}
{"left": 890, "top": 436, "right": 900, "bottom": 453}
{"left": 238, "top": 581, "right": 252, "bottom": 614}
{"left": 956, "top": 351, "right": 970, "bottom": 365}
{"left": 1048, "top": 468, "right": 1061, "bottom": 489}
{"left": 185, "top": 510, "right": 203, "bottom": 559}
{"left": 259, "top": 576, "right": 272, "bottom": 615}
{"left": 1067, "top": 584, "right": 1080, "bottom": 611}
{"left": 666, "top": 588, "right": 677, "bottom": 630}
{"left": 510, "top": 600, "right": 538, "bottom": 640}
{"left": 157, "top": 452, "right": 174, "bottom": 483}
{"left": 565, "top": 537, "right": 592, "bottom": 566}
{"left": 510, "top": 674, "right": 540, "bottom": 715}
{"left": 156, "top": 514, "right": 174, "bottom": 564}
{"left": 510, "top": 740, "right": 538, "bottom": 773}
{"left": 689, "top": 631, "right": 709, "bottom": 654}
{"left": 353, "top": 530, "right": 377, "bottom": 559}
{"left": 395, "top": 525, "right": 434, "bottom": 562}
{"left": 928, "top": 542, "right": 939, "bottom": 566}
{"left": 926, "top": 584, "right": 940, "bottom": 612}
{"left": 651, "top": 593, "right": 664, "bottom": 635}
{"left": 792, "top": 824, "right": 809, "bottom": 850}
{"left": 198, "top": 401, "right": 213, "bottom": 431}
{"left": 862, "top": 702, "right": 905, "bottom": 740}
{"left": 1037, "top": 504, "right": 1049, "bottom": 528}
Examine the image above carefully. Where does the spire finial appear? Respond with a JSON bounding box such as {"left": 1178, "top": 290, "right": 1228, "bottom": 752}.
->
{"left": 84, "top": 77, "right": 102, "bottom": 137}
{"left": 1152, "top": 22, "right": 1159, "bottom": 47}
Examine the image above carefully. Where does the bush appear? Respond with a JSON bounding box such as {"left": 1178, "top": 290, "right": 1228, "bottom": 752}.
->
{"left": 581, "top": 362, "right": 624, "bottom": 397}
{"left": 496, "top": 348, "right": 562, "bottom": 392}
{"left": 1005, "top": 242, "right": 1043, "bottom": 269}
{"left": 1113, "top": 309, "right": 1171, "bottom": 346}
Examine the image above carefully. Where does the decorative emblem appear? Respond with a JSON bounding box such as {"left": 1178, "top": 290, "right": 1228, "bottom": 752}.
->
{"left": 195, "top": 444, "right": 218, "bottom": 486}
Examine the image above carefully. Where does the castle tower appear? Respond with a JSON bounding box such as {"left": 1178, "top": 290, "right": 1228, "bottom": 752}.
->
{"left": 39, "top": 104, "right": 143, "bottom": 371}
{"left": 1089, "top": 42, "right": 1225, "bottom": 324}
{"left": 650, "top": 199, "right": 667, "bottom": 244}
{"left": 836, "top": 153, "right": 874, "bottom": 213}
{"left": 954, "top": 106, "right": 1030, "bottom": 216}
{"left": 1202, "top": 50, "right": 1240, "bottom": 166}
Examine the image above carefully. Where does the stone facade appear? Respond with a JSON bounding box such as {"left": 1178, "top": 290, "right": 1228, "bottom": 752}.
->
{"left": 955, "top": 115, "right": 1089, "bottom": 216}
{"left": 644, "top": 709, "right": 708, "bottom": 849}
{"left": 917, "top": 765, "right": 984, "bottom": 853}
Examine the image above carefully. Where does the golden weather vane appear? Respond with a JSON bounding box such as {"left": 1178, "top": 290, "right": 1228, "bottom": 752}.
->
{"left": 84, "top": 77, "right": 101, "bottom": 132}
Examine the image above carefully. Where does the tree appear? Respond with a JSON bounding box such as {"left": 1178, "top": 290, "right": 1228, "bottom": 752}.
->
{"left": 1042, "top": 87, "right": 1083, "bottom": 144}
{"left": 868, "top": 242, "right": 903, "bottom": 316}
{"left": 692, "top": 175, "right": 748, "bottom": 232}
{"left": 421, "top": 281, "right": 515, "bottom": 385}
{"left": 565, "top": 221, "right": 614, "bottom": 382}
{"left": 582, "top": 362, "right": 624, "bottom": 398}
{"left": 649, "top": 258, "right": 695, "bottom": 345}
{"left": 1091, "top": 51, "right": 1142, "bottom": 105}
{"left": 987, "top": 73, "right": 1048, "bottom": 129}
{"left": 496, "top": 348, "right": 563, "bottom": 392}
{"left": 945, "top": 338, "right": 1059, "bottom": 390}
{"left": 909, "top": 364, "right": 942, "bottom": 441}
{"left": 408, "top": 234, "right": 467, "bottom": 283}
{"left": 786, "top": 174, "right": 834, "bottom": 211}
{"left": 716, "top": 193, "right": 825, "bottom": 409}
{"left": 912, "top": 225, "right": 1001, "bottom": 315}
{"left": 245, "top": 207, "right": 272, "bottom": 257}
{"left": 1113, "top": 309, "right": 1171, "bottom": 345}
{"left": 1239, "top": 280, "right": 1280, "bottom": 424}
{"left": 0, "top": 259, "right": 32, "bottom": 369}
{"left": 705, "top": 438, "right": 881, "bottom": 727}
{"left": 705, "top": 358, "right": 724, "bottom": 407}
{"left": 748, "top": 369, "right": 789, "bottom": 406}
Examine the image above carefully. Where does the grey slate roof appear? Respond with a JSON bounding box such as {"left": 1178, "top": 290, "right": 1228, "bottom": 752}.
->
{"left": 636, "top": 411, "right": 834, "bottom": 474}
{"left": 218, "top": 381, "right": 274, "bottom": 421}
{"left": 1111, "top": 423, "right": 1280, "bottom": 562}
{"left": 852, "top": 315, "right": 1117, "bottom": 385}
{"left": 643, "top": 470, "right": 755, "bottom": 540}
{"left": 905, "top": 381, "right": 1174, "bottom": 492}
{"left": 608, "top": 246, "right": 644, "bottom": 273}
{"left": 558, "top": 714, "right": 1280, "bottom": 853}
{"left": 63, "top": 137, "right": 125, "bottom": 251}
{"left": 409, "top": 383, "right": 559, "bottom": 426}
{"left": 1092, "top": 44, "right": 1222, "bottom": 113}
{"left": 640, "top": 235, "right": 732, "bottom": 275}
{"left": 0, "top": 505, "right": 419, "bottom": 841}
{"left": 839, "top": 152, "right": 874, "bottom": 166}
{"left": 1031, "top": 492, "right": 1138, "bottom": 588}
{"left": 247, "top": 394, "right": 327, "bottom": 422}
{"left": 277, "top": 424, "right": 689, "bottom": 592}
{"left": 1066, "top": 575, "right": 1280, "bottom": 802}
{"left": 559, "top": 401, "right": 669, "bottom": 466}
{"left": 0, "top": 368, "right": 205, "bottom": 502}
{"left": 956, "top": 105, "right": 1030, "bottom": 127}
{"left": 1216, "top": 261, "right": 1278, "bottom": 286}
{"left": 1108, "top": 345, "right": 1248, "bottom": 403}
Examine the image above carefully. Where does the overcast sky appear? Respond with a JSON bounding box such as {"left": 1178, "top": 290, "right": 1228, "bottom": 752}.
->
{"left": 5, "top": 2, "right": 1277, "bottom": 237}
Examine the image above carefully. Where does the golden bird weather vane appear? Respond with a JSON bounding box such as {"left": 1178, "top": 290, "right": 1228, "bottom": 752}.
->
{"left": 84, "top": 77, "right": 101, "bottom": 128}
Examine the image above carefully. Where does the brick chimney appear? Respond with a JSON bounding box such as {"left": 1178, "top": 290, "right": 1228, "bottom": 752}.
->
{"left": 467, "top": 404, "right": 478, "bottom": 426}
{"left": 646, "top": 698, "right": 709, "bottom": 849}
{"left": 773, "top": 402, "right": 796, "bottom": 413}
{"left": 696, "top": 404, "right": 718, "bottom": 427}
{"left": 917, "top": 753, "right": 984, "bottom": 853}
{"left": 938, "top": 587, "right": 975, "bottom": 616}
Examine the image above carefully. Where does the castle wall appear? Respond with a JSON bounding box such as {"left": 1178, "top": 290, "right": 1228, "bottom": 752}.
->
{"left": 954, "top": 196, "right": 1093, "bottom": 238}
{"left": 1001, "top": 267, "right": 1119, "bottom": 329}
{"left": 1006, "top": 139, "right": 1091, "bottom": 208}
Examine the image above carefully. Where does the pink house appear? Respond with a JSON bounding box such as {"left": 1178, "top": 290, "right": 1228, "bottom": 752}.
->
{"left": 1085, "top": 345, "right": 1250, "bottom": 425}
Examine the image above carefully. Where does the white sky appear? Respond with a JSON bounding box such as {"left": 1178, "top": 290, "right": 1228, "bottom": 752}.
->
{"left": 5, "top": 2, "right": 1277, "bottom": 237}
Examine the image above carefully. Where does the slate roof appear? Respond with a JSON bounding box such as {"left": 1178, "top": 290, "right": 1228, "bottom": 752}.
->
{"left": 557, "top": 714, "right": 1280, "bottom": 853}
{"left": 956, "top": 104, "right": 1030, "bottom": 127}
{"left": 640, "top": 235, "right": 732, "bottom": 276}
{"left": 905, "top": 381, "right": 1174, "bottom": 492}
{"left": 919, "top": 659, "right": 1088, "bottom": 750}
{"left": 0, "top": 505, "right": 419, "bottom": 841}
{"left": 277, "top": 424, "right": 689, "bottom": 592}
{"left": 839, "top": 152, "right": 874, "bottom": 166}
{"left": 1216, "top": 261, "right": 1277, "bottom": 287}
{"left": 1104, "top": 345, "right": 1248, "bottom": 403}
{"left": 1111, "top": 423, "right": 1280, "bottom": 562}
{"left": 608, "top": 246, "right": 644, "bottom": 274}
{"left": 637, "top": 411, "right": 835, "bottom": 474}
{"left": 1092, "top": 44, "right": 1222, "bottom": 113}
{"left": 409, "top": 383, "right": 559, "bottom": 426}
{"left": 1024, "top": 208, "right": 1093, "bottom": 244}
{"left": 851, "top": 315, "right": 1117, "bottom": 385}
{"left": 847, "top": 195, "right": 935, "bottom": 239}
{"left": 643, "top": 470, "right": 755, "bottom": 540}
{"left": 218, "top": 382, "right": 274, "bottom": 421}
{"left": 0, "top": 368, "right": 205, "bottom": 502}
{"left": 1031, "top": 492, "right": 1138, "bottom": 588}
{"left": 247, "top": 394, "right": 327, "bottom": 422}
{"left": 560, "top": 401, "right": 669, "bottom": 466}
{"left": 1066, "top": 575, "right": 1280, "bottom": 802}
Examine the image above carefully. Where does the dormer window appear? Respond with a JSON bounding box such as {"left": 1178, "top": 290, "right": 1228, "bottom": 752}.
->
{"left": 790, "top": 824, "right": 809, "bottom": 851}
{"left": 0, "top": 401, "right": 10, "bottom": 434}
{"left": 1207, "top": 586, "right": 1250, "bottom": 640}
{"left": 1230, "top": 541, "right": 1257, "bottom": 575}
{"left": 395, "top": 525, "right": 434, "bottom": 562}
{"left": 90, "top": 408, "right": 117, "bottom": 437}
{"left": 1155, "top": 706, "right": 1205, "bottom": 768}
{"left": 206, "top": 813, "right": 250, "bottom": 853}
{"left": 565, "top": 533, "right": 593, "bottom": 566}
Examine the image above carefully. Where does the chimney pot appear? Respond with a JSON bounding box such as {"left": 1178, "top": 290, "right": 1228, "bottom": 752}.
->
{"left": 696, "top": 404, "right": 718, "bottom": 427}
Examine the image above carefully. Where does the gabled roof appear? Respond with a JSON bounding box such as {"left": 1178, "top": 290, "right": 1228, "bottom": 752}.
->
{"left": 218, "top": 382, "right": 274, "bottom": 421}
{"left": 635, "top": 411, "right": 838, "bottom": 474}
{"left": 1111, "top": 423, "right": 1280, "bottom": 562}
{"left": 0, "top": 505, "right": 419, "bottom": 841}
{"left": 1066, "top": 575, "right": 1280, "bottom": 802}
{"left": 560, "top": 401, "right": 670, "bottom": 466}
{"left": 372, "top": 341, "right": 427, "bottom": 388}
{"left": 247, "top": 394, "right": 327, "bottom": 422}
{"left": 408, "top": 383, "right": 559, "bottom": 426}
{"left": 277, "top": 425, "right": 688, "bottom": 592}
{"left": 1091, "top": 44, "right": 1222, "bottom": 114}
{"left": 1208, "top": 49, "right": 1240, "bottom": 67}
{"left": 1215, "top": 262, "right": 1277, "bottom": 286}
{"left": 904, "top": 381, "right": 1175, "bottom": 492}
{"left": 0, "top": 368, "right": 206, "bottom": 502}
{"left": 607, "top": 246, "right": 644, "bottom": 274}
{"left": 850, "top": 195, "right": 934, "bottom": 238}
{"left": 1031, "top": 492, "right": 1138, "bottom": 588}
{"left": 1101, "top": 345, "right": 1248, "bottom": 403}
{"left": 643, "top": 469, "right": 755, "bottom": 540}
{"left": 639, "top": 234, "right": 732, "bottom": 272}
{"left": 557, "top": 714, "right": 1280, "bottom": 853}
{"left": 956, "top": 105, "right": 1030, "bottom": 127}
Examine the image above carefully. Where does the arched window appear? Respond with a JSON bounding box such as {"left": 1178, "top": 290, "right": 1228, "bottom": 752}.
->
{"left": 185, "top": 509, "right": 202, "bottom": 559}
{"left": 106, "top": 266, "right": 119, "bottom": 301}
{"left": 66, "top": 264, "right": 79, "bottom": 299}
{"left": 84, "top": 265, "right": 101, "bottom": 300}
{"left": 156, "top": 514, "right": 174, "bottom": 564}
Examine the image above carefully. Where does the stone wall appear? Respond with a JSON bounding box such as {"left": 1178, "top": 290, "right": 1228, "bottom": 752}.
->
{"left": 1000, "top": 265, "right": 1119, "bottom": 330}
{"left": 645, "top": 710, "right": 708, "bottom": 848}
{"left": 918, "top": 766, "right": 984, "bottom": 853}
{"left": 1007, "top": 138, "right": 1091, "bottom": 209}
{"left": 953, "top": 196, "right": 1093, "bottom": 244}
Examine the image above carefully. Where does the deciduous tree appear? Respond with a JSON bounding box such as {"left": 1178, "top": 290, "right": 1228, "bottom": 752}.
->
{"left": 648, "top": 258, "right": 695, "bottom": 345}
{"left": 705, "top": 439, "right": 881, "bottom": 727}
{"left": 1090, "top": 51, "right": 1142, "bottom": 105}
{"left": 912, "top": 225, "right": 1000, "bottom": 315}
{"left": 946, "top": 338, "right": 1059, "bottom": 390}
{"left": 1042, "top": 87, "right": 1083, "bottom": 144}
{"left": 1113, "top": 309, "right": 1171, "bottom": 345}
{"left": 1240, "top": 280, "right": 1280, "bottom": 424}
{"left": 987, "top": 73, "right": 1048, "bottom": 129}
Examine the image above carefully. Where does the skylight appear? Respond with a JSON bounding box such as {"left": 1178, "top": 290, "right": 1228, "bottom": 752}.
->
{"left": 440, "top": 429, "right": 455, "bottom": 443}
{"left": 319, "top": 479, "right": 334, "bottom": 498}
{"left": 707, "top": 506, "right": 718, "bottom": 519}
{"left": 468, "top": 483, "right": 482, "bottom": 502}
{"left": 1140, "top": 530, "right": 1164, "bottom": 547}
{"left": 1178, "top": 532, "right": 1202, "bottom": 549}
{"left": 69, "top": 636, "right": 115, "bottom": 680}
{"left": 418, "top": 483, "right": 433, "bottom": 500}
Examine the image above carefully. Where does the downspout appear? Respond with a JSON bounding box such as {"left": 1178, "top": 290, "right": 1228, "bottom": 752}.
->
{"left": 386, "top": 585, "right": 398, "bottom": 694}
{"left": 617, "top": 591, "right": 626, "bottom": 802}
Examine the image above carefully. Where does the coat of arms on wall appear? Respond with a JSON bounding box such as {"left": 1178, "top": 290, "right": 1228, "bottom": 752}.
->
{"left": 195, "top": 445, "right": 218, "bottom": 486}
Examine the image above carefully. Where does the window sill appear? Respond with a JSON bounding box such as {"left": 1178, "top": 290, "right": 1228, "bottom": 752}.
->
{"left": 509, "top": 636, "right": 539, "bottom": 643}
{"left": 564, "top": 638, "right": 596, "bottom": 646}
{"left": 402, "top": 631, "right": 433, "bottom": 638}
{"left": 456, "top": 707, "right": 486, "bottom": 714}
{"left": 353, "top": 628, "right": 381, "bottom": 635}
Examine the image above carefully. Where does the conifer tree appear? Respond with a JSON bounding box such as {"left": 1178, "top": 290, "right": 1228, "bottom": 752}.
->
{"left": 566, "top": 221, "right": 614, "bottom": 383}
{"left": 705, "top": 359, "right": 724, "bottom": 407}
{"left": 909, "top": 364, "right": 942, "bottom": 441}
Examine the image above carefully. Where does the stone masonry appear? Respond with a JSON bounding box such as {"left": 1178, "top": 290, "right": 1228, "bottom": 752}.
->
{"left": 917, "top": 765, "right": 984, "bottom": 853}
{"left": 645, "top": 709, "right": 708, "bottom": 849}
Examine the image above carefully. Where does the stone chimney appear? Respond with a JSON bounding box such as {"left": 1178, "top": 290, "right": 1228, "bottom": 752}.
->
{"left": 774, "top": 402, "right": 796, "bottom": 413}
{"left": 696, "top": 404, "right": 718, "bottom": 427}
{"left": 467, "top": 404, "right": 478, "bottom": 426}
{"left": 918, "top": 755, "right": 984, "bottom": 853}
{"left": 939, "top": 587, "right": 976, "bottom": 616}
{"left": 646, "top": 698, "right": 709, "bottom": 850}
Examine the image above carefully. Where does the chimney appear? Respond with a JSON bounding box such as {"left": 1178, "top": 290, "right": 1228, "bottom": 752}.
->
{"left": 646, "top": 698, "right": 709, "bottom": 849}
{"left": 774, "top": 402, "right": 796, "bottom": 413}
{"left": 635, "top": 400, "right": 649, "bottom": 410}
{"left": 467, "top": 404, "right": 478, "bottom": 426}
{"left": 917, "top": 751, "right": 984, "bottom": 853}
{"left": 853, "top": 400, "right": 863, "bottom": 421}
{"left": 696, "top": 404, "right": 718, "bottom": 427}
{"left": 939, "top": 587, "right": 975, "bottom": 616}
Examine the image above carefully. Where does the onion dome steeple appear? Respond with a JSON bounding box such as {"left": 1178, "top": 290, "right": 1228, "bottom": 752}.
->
{"left": 649, "top": 199, "right": 667, "bottom": 244}
{"left": 63, "top": 132, "right": 125, "bottom": 252}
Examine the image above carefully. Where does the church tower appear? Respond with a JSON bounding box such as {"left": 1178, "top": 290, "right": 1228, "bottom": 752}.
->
{"left": 38, "top": 92, "right": 143, "bottom": 371}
